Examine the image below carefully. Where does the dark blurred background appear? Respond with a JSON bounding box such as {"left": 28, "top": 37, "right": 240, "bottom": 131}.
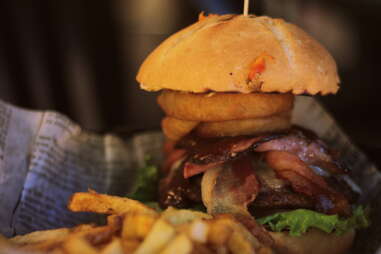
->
{"left": 0, "top": 0, "right": 380, "bottom": 166}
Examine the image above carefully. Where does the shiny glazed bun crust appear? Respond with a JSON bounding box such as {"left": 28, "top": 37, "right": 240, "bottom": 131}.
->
{"left": 137, "top": 14, "right": 339, "bottom": 95}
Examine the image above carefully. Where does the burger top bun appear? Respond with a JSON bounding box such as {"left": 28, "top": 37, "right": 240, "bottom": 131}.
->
{"left": 269, "top": 229, "right": 355, "bottom": 254}
{"left": 137, "top": 14, "right": 339, "bottom": 95}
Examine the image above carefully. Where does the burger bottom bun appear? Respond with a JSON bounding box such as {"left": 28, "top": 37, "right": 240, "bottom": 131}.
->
{"left": 270, "top": 229, "right": 355, "bottom": 254}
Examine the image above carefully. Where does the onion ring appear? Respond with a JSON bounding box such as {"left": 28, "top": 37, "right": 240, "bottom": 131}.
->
{"left": 162, "top": 117, "right": 199, "bottom": 141}
{"left": 195, "top": 112, "right": 291, "bottom": 137}
{"left": 162, "top": 112, "right": 291, "bottom": 140}
{"left": 158, "top": 90, "right": 294, "bottom": 122}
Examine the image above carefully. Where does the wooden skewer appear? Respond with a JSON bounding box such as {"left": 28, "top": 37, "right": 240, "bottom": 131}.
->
{"left": 243, "top": 0, "right": 249, "bottom": 16}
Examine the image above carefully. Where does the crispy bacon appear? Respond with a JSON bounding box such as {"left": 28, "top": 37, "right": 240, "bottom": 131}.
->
{"left": 265, "top": 151, "right": 351, "bottom": 215}
{"left": 184, "top": 161, "right": 221, "bottom": 179}
{"left": 255, "top": 127, "right": 346, "bottom": 174}
{"left": 162, "top": 148, "right": 187, "bottom": 174}
{"left": 181, "top": 128, "right": 346, "bottom": 178}
{"left": 201, "top": 156, "right": 274, "bottom": 245}
{"left": 162, "top": 140, "right": 188, "bottom": 173}
{"left": 182, "top": 134, "right": 282, "bottom": 178}
{"left": 164, "top": 127, "right": 354, "bottom": 217}
{"left": 253, "top": 188, "right": 315, "bottom": 210}
{"left": 159, "top": 164, "right": 202, "bottom": 209}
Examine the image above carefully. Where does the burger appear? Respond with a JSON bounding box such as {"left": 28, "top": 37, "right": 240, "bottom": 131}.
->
{"left": 136, "top": 14, "right": 368, "bottom": 254}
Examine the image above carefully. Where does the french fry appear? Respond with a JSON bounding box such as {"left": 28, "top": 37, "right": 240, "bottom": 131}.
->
{"left": 72, "top": 224, "right": 96, "bottom": 233}
{"left": 207, "top": 219, "right": 234, "bottom": 245}
{"left": 122, "top": 239, "right": 141, "bottom": 253}
{"left": 68, "top": 192, "right": 157, "bottom": 216}
{"left": 10, "top": 228, "right": 69, "bottom": 245}
{"left": 161, "top": 207, "right": 211, "bottom": 225}
{"left": 228, "top": 230, "right": 255, "bottom": 254}
{"left": 72, "top": 225, "right": 119, "bottom": 246}
{"left": 100, "top": 238, "right": 124, "bottom": 254}
{"left": 0, "top": 235, "right": 26, "bottom": 254}
{"left": 134, "top": 219, "right": 175, "bottom": 254}
{"left": 191, "top": 243, "right": 215, "bottom": 254}
{"left": 188, "top": 219, "right": 209, "bottom": 243}
{"left": 122, "top": 212, "right": 157, "bottom": 240}
{"left": 18, "top": 239, "right": 64, "bottom": 252}
{"left": 50, "top": 248, "right": 66, "bottom": 254}
{"left": 107, "top": 215, "right": 124, "bottom": 228}
{"left": 210, "top": 245, "right": 229, "bottom": 254}
{"left": 62, "top": 236, "right": 98, "bottom": 254}
{"left": 159, "top": 233, "right": 193, "bottom": 254}
{"left": 213, "top": 215, "right": 261, "bottom": 247}
{"left": 4, "top": 192, "right": 274, "bottom": 254}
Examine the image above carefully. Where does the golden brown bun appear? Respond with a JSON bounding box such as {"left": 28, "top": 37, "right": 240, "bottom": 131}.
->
{"left": 270, "top": 229, "right": 355, "bottom": 254}
{"left": 137, "top": 14, "right": 339, "bottom": 95}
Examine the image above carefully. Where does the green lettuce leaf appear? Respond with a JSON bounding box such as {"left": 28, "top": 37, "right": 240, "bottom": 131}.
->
{"left": 257, "top": 206, "right": 369, "bottom": 236}
{"left": 126, "top": 156, "right": 159, "bottom": 202}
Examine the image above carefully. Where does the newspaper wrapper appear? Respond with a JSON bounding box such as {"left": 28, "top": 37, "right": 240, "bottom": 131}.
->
{"left": 0, "top": 97, "right": 380, "bottom": 253}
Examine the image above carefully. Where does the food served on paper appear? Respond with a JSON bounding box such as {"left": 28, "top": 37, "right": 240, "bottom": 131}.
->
{"left": 136, "top": 13, "right": 369, "bottom": 253}
{"left": 0, "top": 191, "right": 273, "bottom": 254}
{"left": 0, "top": 13, "right": 370, "bottom": 254}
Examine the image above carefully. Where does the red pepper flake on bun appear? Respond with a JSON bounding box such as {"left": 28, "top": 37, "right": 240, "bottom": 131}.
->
{"left": 248, "top": 53, "right": 275, "bottom": 81}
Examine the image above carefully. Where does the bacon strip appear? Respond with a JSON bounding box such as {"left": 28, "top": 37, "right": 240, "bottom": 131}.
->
{"left": 183, "top": 134, "right": 282, "bottom": 178}
{"left": 255, "top": 127, "right": 345, "bottom": 174}
{"left": 176, "top": 127, "right": 354, "bottom": 216}
{"left": 201, "top": 156, "right": 274, "bottom": 245}
{"left": 265, "top": 151, "right": 350, "bottom": 215}
{"left": 182, "top": 128, "right": 345, "bottom": 178}
{"left": 163, "top": 148, "right": 187, "bottom": 174}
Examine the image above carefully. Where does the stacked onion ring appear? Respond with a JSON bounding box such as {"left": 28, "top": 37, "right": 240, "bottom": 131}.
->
{"left": 158, "top": 90, "right": 294, "bottom": 140}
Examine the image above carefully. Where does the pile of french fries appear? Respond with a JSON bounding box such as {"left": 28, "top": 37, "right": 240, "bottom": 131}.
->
{"left": 0, "top": 191, "right": 273, "bottom": 254}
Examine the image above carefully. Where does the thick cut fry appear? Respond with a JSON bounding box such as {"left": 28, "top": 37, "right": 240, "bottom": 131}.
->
{"left": 161, "top": 207, "right": 211, "bottom": 225}
{"left": 228, "top": 230, "right": 255, "bottom": 254}
{"left": 18, "top": 240, "right": 64, "bottom": 252}
{"left": 68, "top": 192, "right": 157, "bottom": 216}
{"left": 4, "top": 192, "right": 275, "bottom": 254}
{"left": 50, "top": 249, "right": 66, "bottom": 254}
{"left": 195, "top": 112, "right": 291, "bottom": 137}
{"left": 107, "top": 215, "right": 124, "bottom": 229}
{"left": 162, "top": 117, "right": 199, "bottom": 141}
{"left": 207, "top": 219, "right": 234, "bottom": 245}
{"left": 209, "top": 246, "right": 229, "bottom": 254}
{"left": 0, "top": 235, "right": 31, "bottom": 254}
{"left": 10, "top": 228, "right": 69, "bottom": 245}
{"left": 122, "top": 239, "right": 141, "bottom": 253}
{"left": 159, "top": 233, "right": 193, "bottom": 254}
{"left": 188, "top": 220, "right": 209, "bottom": 243}
{"left": 63, "top": 237, "right": 98, "bottom": 254}
{"left": 192, "top": 243, "right": 215, "bottom": 254}
{"left": 134, "top": 219, "right": 175, "bottom": 254}
{"left": 101, "top": 238, "right": 124, "bottom": 254}
{"left": 72, "top": 224, "right": 96, "bottom": 233}
{"left": 211, "top": 216, "right": 274, "bottom": 254}
{"left": 122, "top": 212, "right": 157, "bottom": 240}
{"left": 72, "top": 225, "right": 120, "bottom": 246}
{"left": 158, "top": 90, "right": 294, "bottom": 122}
